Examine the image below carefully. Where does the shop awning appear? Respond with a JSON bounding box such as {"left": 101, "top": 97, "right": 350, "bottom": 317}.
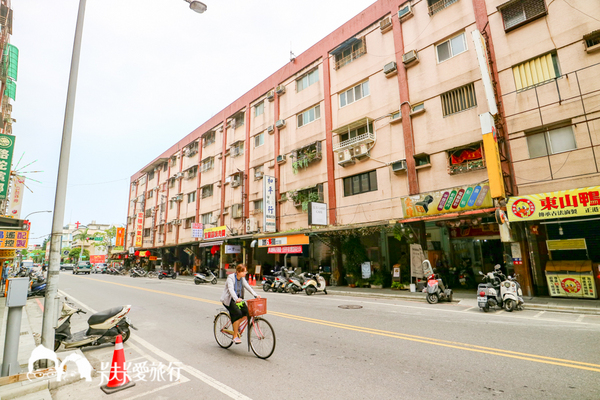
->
{"left": 199, "top": 241, "right": 223, "bottom": 248}
{"left": 399, "top": 207, "right": 497, "bottom": 223}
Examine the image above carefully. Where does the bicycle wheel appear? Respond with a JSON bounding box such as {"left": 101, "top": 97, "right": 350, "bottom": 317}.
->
{"left": 214, "top": 312, "right": 234, "bottom": 349}
{"left": 249, "top": 317, "right": 276, "bottom": 359}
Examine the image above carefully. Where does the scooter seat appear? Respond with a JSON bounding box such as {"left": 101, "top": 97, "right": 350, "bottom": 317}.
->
{"left": 88, "top": 306, "right": 124, "bottom": 325}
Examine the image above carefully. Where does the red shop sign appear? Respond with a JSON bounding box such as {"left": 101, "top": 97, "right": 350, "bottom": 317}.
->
{"left": 267, "top": 246, "right": 303, "bottom": 254}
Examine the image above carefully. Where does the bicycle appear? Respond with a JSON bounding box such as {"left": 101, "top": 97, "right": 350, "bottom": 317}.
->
{"left": 213, "top": 298, "right": 276, "bottom": 359}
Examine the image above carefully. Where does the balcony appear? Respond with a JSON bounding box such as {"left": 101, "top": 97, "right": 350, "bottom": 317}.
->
{"left": 333, "top": 131, "right": 375, "bottom": 152}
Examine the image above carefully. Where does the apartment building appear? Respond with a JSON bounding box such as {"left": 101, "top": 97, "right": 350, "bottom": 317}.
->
{"left": 127, "top": 0, "right": 600, "bottom": 297}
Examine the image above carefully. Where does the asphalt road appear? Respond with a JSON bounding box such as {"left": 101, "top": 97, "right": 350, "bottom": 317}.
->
{"left": 50, "top": 271, "right": 600, "bottom": 400}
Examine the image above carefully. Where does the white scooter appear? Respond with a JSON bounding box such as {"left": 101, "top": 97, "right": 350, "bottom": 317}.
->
{"left": 54, "top": 300, "right": 136, "bottom": 352}
{"left": 302, "top": 268, "right": 327, "bottom": 296}
{"left": 194, "top": 268, "right": 218, "bottom": 285}
{"left": 500, "top": 273, "right": 524, "bottom": 312}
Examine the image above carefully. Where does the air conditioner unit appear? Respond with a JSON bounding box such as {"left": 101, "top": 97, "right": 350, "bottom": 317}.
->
{"left": 276, "top": 85, "right": 286, "bottom": 95}
{"left": 277, "top": 154, "right": 286, "bottom": 164}
{"left": 175, "top": 194, "right": 183, "bottom": 201}
{"left": 251, "top": 208, "right": 261, "bottom": 215}
{"left": 232, "top": 204, "right": 242, "bottom": 219}
{"left": 267, "top": 125, "right": 274, "bottom": 134}
{"left": 173, "top": 219, "right": 182, "bottom": 225}
{"left": 183, "top": 148, "right": 191, "bottom": 157}
{"left": 231, "top": 228, "right": 239, "bottom": 235}
{"left": 337, "top": 149, "right": 355, "bottom": 167}
{"left": 402, "top": 50, "right": 419, "bottom": 65}
{"left": 275, "top": 119, "right": 286, "bottom": 129}
{"left": 266, "top": 90, "right": 275, "bottom": 101}
{"left": 231, "top": 176, "right": 241, "bottom": 188}
{"left": 379, "top": 16, "right": 392, "bottom": 33}
{"left": 398, "top": 3, "right": 413, "bottom": 21}
{"left": 216, "top": 180, "right": 222, "bottom": 187}
{"left": 392, "top": 159, "right": 407, "bottom": 173}
{"left": 211, "top": 215, "right": 220, "bottom": 224}
{"left": 246, "top": 217, "right": 258, "bottom": 233}
{"left": 255, "top": 171, "right": 264, "bottom": 179}
{"left": 353, "top": 144, "right": 369, "bottom": 159}
{"left": 383, "top": 61, "right": 397, "bottom": 76}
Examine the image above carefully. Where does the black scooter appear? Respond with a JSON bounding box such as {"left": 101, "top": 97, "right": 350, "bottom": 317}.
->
{"left": 158, "top": 269, "right": 177, "bottom": 279}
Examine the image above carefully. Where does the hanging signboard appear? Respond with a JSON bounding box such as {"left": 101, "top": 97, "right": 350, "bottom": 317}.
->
{"left": 115, "top": 227, "right": 125, "bottom": 247}
{"left": 263, "top": 175, "right": 276, "bottom": 233}
{"left": 308, "top": 202, "right": 327, "bottom": 226}
{"left": 361, "top": 262, "right": 371, "bottom": 279}
{"left": 0, "top": 133, "right": 15, "bottom": 200}
{"left": 7, "top": 175, "right": 24, "bottom": 217}
{"left": 410, "top": 244, "right": 425, "bottom": 278}
{"left": 0, "top": 230, "right": 28, "bottom": 249}
{"left": 225, "top": 245, "right": 241, "bottom": 254}
{"left": 401, "top": 182, "right": 493, "bottom": 218}
{"left": 0, "top": 249, "right": 16, "bottom": 258}
{"left": 267, "top": 246, "right": 302, "bottom": 254}
{"left": 203, "top": 225, "right": 227, "bottom": 240}
{"left": 192, "top": 223, "right": 203, "bottom": 238}
{"left": 258, "top": 234, "right": 309, "bottom": 247}
{"left": 506, "top": 186, "right": 600, "bottom": 222}
{"left": 135, "top": 212, "right": 143, "bottom": 247}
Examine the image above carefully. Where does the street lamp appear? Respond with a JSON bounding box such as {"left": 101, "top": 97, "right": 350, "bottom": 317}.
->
{"left": 185, "top": 0, "right": 207, "bottom": 13}
{"left": 23, "top": 210, "right": 52, "bottom": 220}
{"left": 40, "top": 0, "right": 205, "bottom": 355}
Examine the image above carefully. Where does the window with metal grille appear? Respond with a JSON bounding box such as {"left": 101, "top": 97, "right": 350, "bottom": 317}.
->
{"left": 343, "top": 170, "right": 378, "bottom": 196}
{"left": 143, "top": 228, "right": 151, "bottom": 237}
{"left": 584, "top": 31, "right": 600, "bottom": 52}
{"left": 441, "top": 83, "right": 477, "bottom": 116}
{"left": 512, "top": 52, "right": 560, "bottom": 91}
{"left": 333, "top": 37, "right": 366, "bottom": 70}
{"left": 148, "top": 171, "right": 155, "bottom": 181}
{"left": 428, "top": 0, "right": 459, "bottom": 16}
{"left": 201, "top": 212, "right": 213, "bottom": 225}
{"left": 167, "top": 224, "right": 173, "bottom": 233}
{"left": 254, "top": 199, "right": 263, "bottom": 213}
{"left": 184, "top": 217, "right": 194, "bottom": 229}
{"left": 231, "top": 142, "right": 244, "bottom": 157}
{"left": 201, "top": 184, "right": 213, "bottom": 198}
{"left": 202, "top": 131, "right": 216, "bottom": 147}
{"left": 201, "top": 157, "right": 214, "bottom": 172}
{"left": 500, "top": 0, "right": 547, "bottom": 31}
{"left": 145, "top": 208, "right": 152, "bottom": 218}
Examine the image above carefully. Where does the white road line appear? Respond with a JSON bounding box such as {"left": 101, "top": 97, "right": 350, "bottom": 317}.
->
{"left": 58, "top": 289, "right": 253, "bottom": 400}
{"left": 576, "top": 314, "right": 585, "bottom": 322}
{"left": 463, "top": 306, "right": 476, "bottom": 312}
{"left": 123, "top": 381, "right": 184, "bottom": 400}
{"left": 533, "top": 311, "right": 546, "bottom": 318}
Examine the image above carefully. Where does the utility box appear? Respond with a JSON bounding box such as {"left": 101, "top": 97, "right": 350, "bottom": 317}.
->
{"left": 6, "top": 278, "right": 28, "bottom": 307}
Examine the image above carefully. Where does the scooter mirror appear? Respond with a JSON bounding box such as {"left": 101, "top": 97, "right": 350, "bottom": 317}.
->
{"left": 479, "top": 271, "right": 484, "bottom": 275}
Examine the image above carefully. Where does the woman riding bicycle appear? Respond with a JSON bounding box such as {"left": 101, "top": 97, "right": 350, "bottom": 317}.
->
{"left": 220, "top": 264, "right": 260, "bottom": 344}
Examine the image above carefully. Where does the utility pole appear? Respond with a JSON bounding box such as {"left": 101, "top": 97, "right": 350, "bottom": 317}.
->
{"left": 40, "top": 0, "right": 87, "bottom": 359}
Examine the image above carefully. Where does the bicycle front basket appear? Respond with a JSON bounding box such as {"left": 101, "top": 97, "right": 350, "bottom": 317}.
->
{"left": 247, "top": 298, "right": 267, "bottom": 317}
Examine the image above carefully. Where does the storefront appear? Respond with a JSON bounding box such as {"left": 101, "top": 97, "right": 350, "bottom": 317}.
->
{"left": 507, "top": 186, "right": 600, "bottom": 299}
{"left": 253, "top": 234, "right": 310, "bottom": 277}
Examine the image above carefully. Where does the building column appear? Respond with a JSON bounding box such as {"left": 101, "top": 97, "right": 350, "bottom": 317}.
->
{"left": 322, "top": 55, "right": 337, "bottom": 225}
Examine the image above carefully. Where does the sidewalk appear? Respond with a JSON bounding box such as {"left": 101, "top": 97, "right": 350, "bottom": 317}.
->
{"left": 177, "top": 274, "right": 600, "bottom": 315}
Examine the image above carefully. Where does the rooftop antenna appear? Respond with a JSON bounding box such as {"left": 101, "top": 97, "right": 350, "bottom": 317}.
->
{"left": 290, "top": 42, "right": 295, "bottom": 63}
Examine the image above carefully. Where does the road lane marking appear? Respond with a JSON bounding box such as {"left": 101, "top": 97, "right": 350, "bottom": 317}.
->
{"left": 59, "top": 289, "right": 252, "bottom": 400}
{"left": 463, "top": 306, "right": 476, "bottom": 312}
{"left": 533, "top": 311, "right": 546, "bottom": 318}
{"left": 576, "top": 314, "right": 585, "bottom": 322}
{"left": 66, "top": 277, "right": 600, "bottom": 373}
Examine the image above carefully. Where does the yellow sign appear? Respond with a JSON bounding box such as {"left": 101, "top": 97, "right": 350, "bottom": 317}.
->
{"left": 480, "top": 113, "right": 505, "bottom": 199}
{"left": 258, "top": 234, "right": 310, "bottom": 247}
{"left": 401, "top": 182, "right": 493, "bottom": 218}
{"left": 507, "top": 186, "right": 600, "bottom": 222}
{"left": 203, "top": 225, "right": 227, "bottom": 240}
{"left": 546, "top": 273, "right": 597, "bottom": 298}
{"left": 0, "top": 249, "right": 15, "bottom": 257}
{"left": 0, "top": 230, "right": 29, "bottom": 249}
{"left": 546, "top": 239, "right": 587, "bottom": 251}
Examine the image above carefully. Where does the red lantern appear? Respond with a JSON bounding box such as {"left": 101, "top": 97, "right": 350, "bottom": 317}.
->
{"left": 145, "top": 251, "right": 151, "bottom": 257}
{"left": 125, "top": 255, "right": 128, "bottom": 259}
{"left": 134, "top": 251, "right": 140, "bottom": 256}
{"left": 210, "top": 245, "right": 220, "bottom": 255}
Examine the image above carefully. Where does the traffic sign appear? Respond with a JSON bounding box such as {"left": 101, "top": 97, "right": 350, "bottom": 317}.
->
{"left": 63, "top": 250, "right": 69, "bottom": 256}
{"left": 94, "top": 237, "right": 103, "bottom": 242}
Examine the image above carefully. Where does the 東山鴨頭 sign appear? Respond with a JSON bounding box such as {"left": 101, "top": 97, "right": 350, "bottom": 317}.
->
{"left": 0, "top": 134, "right": 15, "bottom": 199}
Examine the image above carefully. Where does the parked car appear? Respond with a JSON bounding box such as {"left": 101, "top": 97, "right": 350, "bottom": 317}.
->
{"left": 73, "top": 262, "right": 92, "bottom": 275}
{"left": 60, "top": 263, "right": 75, "bottom": 271}
{"left": 93, "top": 263, "right": 107, "bottom": 274}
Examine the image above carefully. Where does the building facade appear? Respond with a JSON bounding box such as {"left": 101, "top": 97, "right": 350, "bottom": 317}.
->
{"left": 126, "top": 0, "right": 600, "bottom": 297}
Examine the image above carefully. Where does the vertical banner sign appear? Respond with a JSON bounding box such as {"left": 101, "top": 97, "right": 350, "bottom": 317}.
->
{"left": 0, "top": 133, "right": 15, "bottom": 199}
{"left": 7, "top": 175, "right": 24, "bottom": 217}
{"left": 480, "top": 112, "right": 505, "bottom": 198}
{"left": 135, "top": 212, "right": 143, "bottom": 247}
{"left": 263, "top": 175, "right": 276, "bottom": 233}
{"left": 115, "top": 227, "right": 125, "bottom": 247}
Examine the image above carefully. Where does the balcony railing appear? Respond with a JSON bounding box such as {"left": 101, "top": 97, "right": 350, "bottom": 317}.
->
{"left": 448, "top": 159, "right": 485, "bottom": 175}
{"left": 333, "top": 131, "right": 375, "bottom": 151}
{"left": 428, "top": 0, "right": 459, "bottom": 16}
{"left": 334, "top": 46, "right": 367, "bottom": 70}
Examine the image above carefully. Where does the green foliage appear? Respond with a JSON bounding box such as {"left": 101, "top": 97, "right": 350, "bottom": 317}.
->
{"left": 371, "top": 269, "right": 385, "bottom": 286}
{"left": 391, "top": 281, "right": 403, "bottom": 289}
{"left": 69, "top": 248, "right": 90, "bottom": 260}
{"left": 288, "top": 190, "right": 320, "bottom": 212}
{"left": 341, "top": 236, "right": 368, "bottom": 278}
{"left": 291, "top": 148, "right": 320, "bottom": 174}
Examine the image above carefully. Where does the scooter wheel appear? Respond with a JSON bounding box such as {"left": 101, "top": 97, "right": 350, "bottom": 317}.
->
{"left": 482, "top": 305, "right": 490, "bottom": 312}
{"left": 194, "top": 279, "right": 201, "bottom": 285}
{"left": 289, "top": 287, "right": 297, "bottom": 294}
{"left": 426, "top": 294, "right": 439, "bottom": 304}
{"left": 158, "top": 275, "right": 164, "bottom": 280}
{"left": 211, "top": 278, "right": 217, "bottom": 284}
{"left": 306, "top": 286, "right": 316, "bottom": 296}
{"left": 172, "top": 274, "right": 176, "bottom": 279}
{"left": 504, "top": 299, "right": 515, "bottom": 312}
{"left": 262, "top": 283, "right": 270, "bottom": 292}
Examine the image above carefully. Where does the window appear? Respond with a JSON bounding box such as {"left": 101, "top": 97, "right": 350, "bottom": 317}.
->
{"left": 297, "top": 104, "right": 321, "bottom": 128}
{"left": 339, "top": 122, "right": 373, "bottom": 143}
{"left": 334, "top": 37, "right": 366, "bottom": 70}
{"left": 170, "top": 156, "right": 177, "bottom": 166}
{"left": 201, "top": 212, "right": 213, "bottom": 225}
{"left": 201, "top": 157, "right": 214, "bottom": 172}
{"left": 231, "top": 172, "right": 243, "bottom": 187}
{"left": 143, "top": 228, "right": 151, "bottom": 237}
{"left": 526, "top": 125, "right": 576, "bottom": 158}
{"left": 167, "top": 224, "right": 173, "bottom": 233}
{"left": 414, "top": 154, "right": 431, "bottom": 168}
{"left": 297, "top": 69, "right": 319, "bottom": 92}
{"left": 158, "top": 225, "right": 164, "bottom": 235}
{"left": 254, "top": 199, "right": 263, "bottom": 213}
{"left": 187, "top": 191, "right": 196, "bottom": 203}
{"left": 145, "top": 208, "right": 152, "bottom": 218}
{"left": 184, "top": 217, "right": 194, "bottom": 229}
{"left": 254, "top": 101, "right": 264, "bottom": 117}
{"left": 436, "top": 32, "right": 467, "bottom": 63}
{"left": 254, "top": 165, "right": 264, "bottom": 180}
{"left": 233, "top": 113, "right": 245, "bottom": 128}
{"left": 344, "top": 171, "right": 378, "bottom": 196}
{"left": 148, "top": 171, "right": 155, "bottom": 181}
{"left": 169, "top": 178, "right": 176, "bottom": 188}
{"left": 146, "top": 190, "right": 153, "bottom": 199}
{"left": 428, "top": 0, "right": 459, "bottom": 15}
{"left": 513, "top": 52, "right": 560, "bottom": 91}
{"left": 202, "top": 131, "right": 216, "bottom": 147}
{"left": 584, "top": 31, "right": 600, "bottom": 53}
{"left": 185, "top": 166, "right": 198, "bottom": 179}
{"left": 231, "top": 141, "right": 244, "bottom": 157}
{"left": 163, "top": 162, "right": 168, "bottom": 172}
{"left": 448, "top": 144, "right": 485, "bottom": 175}
{"left": 340, "top": 81, "right": 369, "bottom": 108}
{"left": 254, "top": 132, "right": 265, "bottom": 148}
{"left": 441, "top": 83, "right": 477, "bottom": 116}
{"left": 169, "top": 200, "right": 174, "bottom": 210}
{"left": 201, "top": 184, "right": 213, "bottom": 198}
{"left": 500, "top": 0, "right": 547, "bottom": 32}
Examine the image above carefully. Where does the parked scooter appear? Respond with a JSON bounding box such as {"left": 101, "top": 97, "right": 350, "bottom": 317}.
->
{"left": 302, "top": 268, "right": 327, "bottom": 295}
{"left": 477, "top": 265, "right": 505, "bottom": 312}
{"left": 261, "top": 275, "right": 276, "bottom": 292}
{"left": 158, "top": 269, "right": 177, "bottom": 280}
{"left": 54, "top": 300, "right": 137, "bottom": 352}
{"left": 500, "top": 273, "right": 524, "bottom": 311}
{"left": 193, "top": 268, "right": 217, "bottom": 284}
{"left": 286, "top": 270, "right": 306, "bottom": 294}
{"left": 28, "top": 279, "right": 46, "bottom": 297}
{"left": 130, "top": 267, "right": 148, "bottom": 278}
{"left": 424, "top": 271, "right": 453, "bottom": 303}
